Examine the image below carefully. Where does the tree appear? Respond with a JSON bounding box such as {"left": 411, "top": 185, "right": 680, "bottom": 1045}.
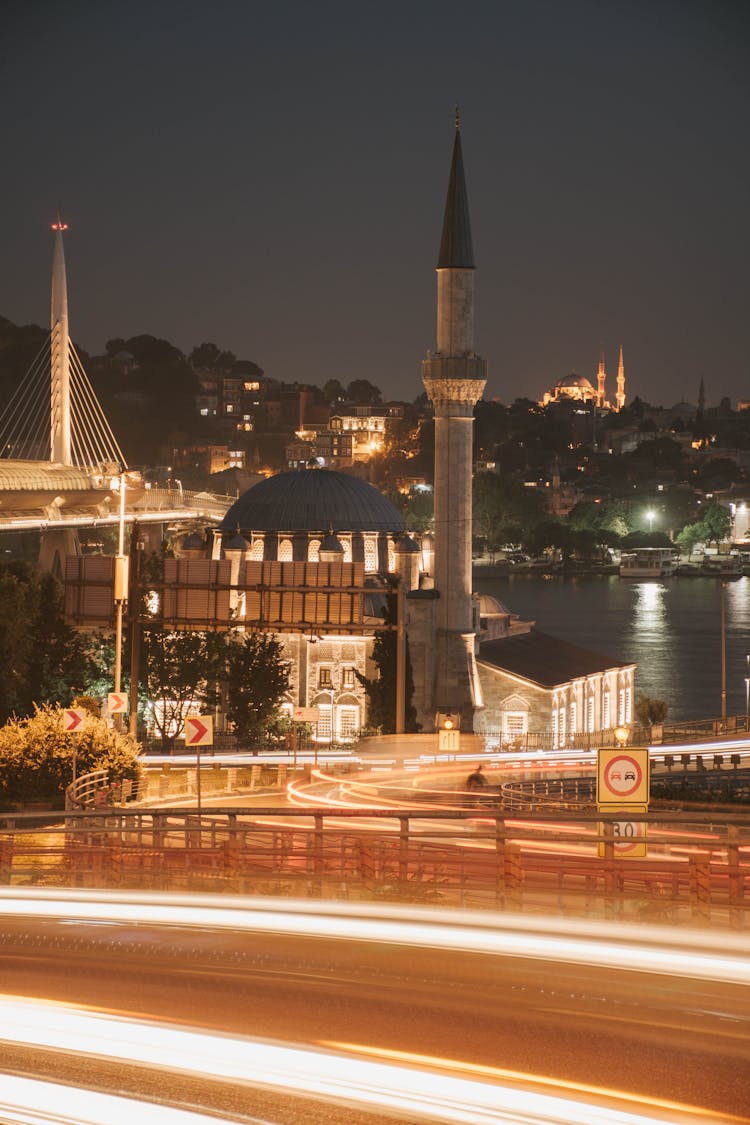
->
{"left": 223, "top": 631, "right": 291, "bottom": 742}
{"left": 141, "top": 628, "right": 224, "bottom": 748}
{"left": 346, "top": 379, "right": 382, "bottom": 405}
{"left": 699, "top": 500, "right": 732, "bottom": 546}
{"left": 0, "top": 704, "right": 140, "bottom": 809}
{"left": 634, "top": 695, "right": 669, "bottom": 727}
{"left": 0, "top": 562, "right": 103, "bottom": 723}
{"left": 323, "top": 379, "right": 346, "bottom": 404}
{"left": 356, "top": 589, "right": 417, "bottom": 733}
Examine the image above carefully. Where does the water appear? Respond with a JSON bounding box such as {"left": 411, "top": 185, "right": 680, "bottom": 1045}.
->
{"left": 474, "top": 573, "right": 750, "bottom": 723}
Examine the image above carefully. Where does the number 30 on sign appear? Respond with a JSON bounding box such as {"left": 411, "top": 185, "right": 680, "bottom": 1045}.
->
{"left": 598, "top": 806, "right": 648, "bottom": 858}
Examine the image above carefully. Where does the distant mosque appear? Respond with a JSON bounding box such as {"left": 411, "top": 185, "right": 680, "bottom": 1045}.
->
{"left": 541, "top": 347, "right": 626, "bottom": 411}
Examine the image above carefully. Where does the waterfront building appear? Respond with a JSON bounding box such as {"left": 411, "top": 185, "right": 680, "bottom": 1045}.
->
{"left": 477, "top": 630, "right": 635, "bottom": 747}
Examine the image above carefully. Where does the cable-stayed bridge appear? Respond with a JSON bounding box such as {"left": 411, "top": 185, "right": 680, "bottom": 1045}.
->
{"left": 0, "top": 224, "right": 231, "bottom": 571}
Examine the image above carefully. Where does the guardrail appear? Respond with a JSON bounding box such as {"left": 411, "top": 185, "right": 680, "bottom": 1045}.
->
{"left": 0, "top": 807, "right": 746, "bottom": 928}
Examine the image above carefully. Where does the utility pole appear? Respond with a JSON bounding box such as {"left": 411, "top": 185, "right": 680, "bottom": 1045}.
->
{"left": 128, "top": 521, "right": 142, "bottom": 738}
{"left": 396, "top": 579, "right": 406, "bottom": 735}
{"left": 721, "top": 581, "right": 728, "bottom": 724}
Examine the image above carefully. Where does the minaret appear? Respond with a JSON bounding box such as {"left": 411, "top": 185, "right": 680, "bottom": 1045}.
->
{"left": 698, "top": 376, "right": 706, "bottom": 416}
{"left": 422, "top": 111, "right": 486, "bottom": 723}
{"left": 50, "top": 219, "right": 72, "bottom": 464}
{"left": 615, "top": 344, "right": 626, "bottom": 412}
{"left": 596, "top": 347, "right": 606, "bottom": 408}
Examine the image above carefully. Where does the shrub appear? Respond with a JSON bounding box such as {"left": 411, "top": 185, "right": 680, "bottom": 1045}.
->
{"left": 0, "top": 704, "right": 141, "bottom": 808}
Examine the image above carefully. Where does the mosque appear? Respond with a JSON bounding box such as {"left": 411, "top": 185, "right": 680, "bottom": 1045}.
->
{"left": 169, "top": 117, "right": 634, "bottom": 746}
{"left": 541, "top": 348, "right": 627, "bottom": 411}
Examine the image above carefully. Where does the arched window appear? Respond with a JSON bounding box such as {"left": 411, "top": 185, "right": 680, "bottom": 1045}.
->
{"left": 308, "top": 538, "right": 321, "bottom": 562}
{"left": 278, "top": 538, "right": 293, "bottom": 562}
{"left": 342, "top": 536, "right": 352, "bottom": 563}
{"left": 250, "top": 537, "right": 264, "bottom": 561}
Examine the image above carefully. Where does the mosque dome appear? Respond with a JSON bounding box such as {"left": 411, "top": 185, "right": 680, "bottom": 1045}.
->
{"left": 555, "top": 373, "right": 595, "bottom": 391}
{"left": 478, "top": 594, "right": 510, "bottom": 616}
{"left": 219, "top": 468, "right": 405, "bottom": 535}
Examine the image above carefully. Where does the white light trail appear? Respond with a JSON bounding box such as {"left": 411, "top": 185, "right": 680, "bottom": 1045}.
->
{"left": 0, "top": 998, "right": 725, "bottom": 1125}
{"left": 0, "top": 889, "right": 748, "bottom": 986}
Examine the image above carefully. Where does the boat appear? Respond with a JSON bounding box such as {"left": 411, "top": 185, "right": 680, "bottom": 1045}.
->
{"left": 701, "top": 555, "right": 743, "bottom": 578}
{"left": 619, "top": 548, "right": 676, "bottom": 578}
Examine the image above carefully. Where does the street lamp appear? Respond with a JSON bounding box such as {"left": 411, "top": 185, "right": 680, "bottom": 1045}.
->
{"left": 645, "top": 509, "right": 655, "bottom": 534}
{"left": 113, "top": 470, "right": 129, "bottom": 730}
{"left": 745, "top": 676, "right": 749, "bottom": 729}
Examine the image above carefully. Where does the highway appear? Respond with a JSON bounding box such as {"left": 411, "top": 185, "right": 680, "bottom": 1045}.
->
{"left": 0, "top": 890, "right": 748, "bottom": 1124}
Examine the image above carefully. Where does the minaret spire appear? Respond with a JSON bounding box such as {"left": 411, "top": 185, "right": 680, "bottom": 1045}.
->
{"left": 437, "top": 112, "right": 475, "bottom": 272}
{"left": 596, "top": 346, "right": 606, "bottom": 408}
{"left": 616, "top": 344, "right": 626, "bottom": 412}
{"left": 50, "top": 218, "right": 72, "bottom": 464}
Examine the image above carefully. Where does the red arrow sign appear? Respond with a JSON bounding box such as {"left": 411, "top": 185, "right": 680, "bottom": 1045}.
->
{"left": 107, "top": 692, "right": 128, "bottom": 714}
{"left": 63, "top": 708, "right": 86, "bottom": 732}
{"left": 185, "top": 715, "right": 213, "bottom": 746}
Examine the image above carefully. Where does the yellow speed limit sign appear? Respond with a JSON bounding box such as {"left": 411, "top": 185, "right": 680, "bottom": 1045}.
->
{"left": 598, "top": 806, "right": 648, "bottom": 858}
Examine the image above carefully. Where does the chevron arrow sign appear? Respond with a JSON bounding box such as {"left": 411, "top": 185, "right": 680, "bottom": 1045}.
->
{"left": 185, "top": 715, "right": 213, "bottom": 746}
{"left": 107, "top": 692, "right": 128, "bottom": 714}
{"left": 63, "top": 708, "right": 87, "bottom": 732}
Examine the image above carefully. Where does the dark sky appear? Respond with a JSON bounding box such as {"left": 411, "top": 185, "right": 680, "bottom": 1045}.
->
{"left": 1, "top": 0, "right": 748, "bottom": 408}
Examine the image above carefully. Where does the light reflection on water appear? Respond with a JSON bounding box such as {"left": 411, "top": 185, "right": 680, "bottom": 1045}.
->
{"left": 475, "top": 573, "right": 750, "bottom": 722}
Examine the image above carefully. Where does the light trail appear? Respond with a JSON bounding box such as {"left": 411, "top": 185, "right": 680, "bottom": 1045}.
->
{"left": 0, "top": 997, "right": 735, "bottom": 1125}
{"left": 1, "top": 889, "right": 748, "bottom": 984}
{"left": 0, "top": 1073, "right": 263, "bottom": 1125}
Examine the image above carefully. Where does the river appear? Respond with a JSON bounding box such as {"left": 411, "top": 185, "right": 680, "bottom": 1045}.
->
{"left": 473, "top": 572, "right": 750, "bottom": 723}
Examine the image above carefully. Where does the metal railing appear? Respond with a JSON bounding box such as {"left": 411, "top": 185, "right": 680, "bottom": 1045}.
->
{"left": 0, "top": 807, "right": 747, "bottom": 928}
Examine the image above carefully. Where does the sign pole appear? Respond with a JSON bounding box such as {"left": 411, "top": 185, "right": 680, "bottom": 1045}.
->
{"left": 196, "top": 740, "right": 202, "bottom": 816}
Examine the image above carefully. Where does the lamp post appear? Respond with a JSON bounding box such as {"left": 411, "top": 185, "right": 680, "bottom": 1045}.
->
{"left": 745, "top": 676, "right": 749, "bottom": 730}
{"left": 645, "top": 509, "right": 655, "bottom": 534}
{"left": 720, "top": 581, "right": 728, "bottom": 724}
{"left": 113, "top": 470, "right": 129, "bottom": 731}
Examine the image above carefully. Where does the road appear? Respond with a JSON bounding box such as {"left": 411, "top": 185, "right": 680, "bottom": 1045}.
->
{"left": 0, "top": 890, "right": 748, "bottom": 1124}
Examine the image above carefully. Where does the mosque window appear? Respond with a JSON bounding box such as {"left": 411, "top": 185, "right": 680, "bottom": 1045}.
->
{"left": 250, "top": 538, "right": 264, "bottom": 561}
{"left": 338, "top": 707, "right": 359, "bottom": 741}
{"left": 625, "top": 686, "right": 632, "bottom": 724}
{"left": 559, "top": 707, "right": 566, "bottom": 746}
{"left": 364, "top": 537, "right": 378, "bottom": 572}
{"left": 308, "top": 538, "right": 321, "bottom": 562}
{"left": 569, "top": 701, "right": 577, "bottom": 736}
{"left": 316, "top": 705, "right": 332, "bottom": 741}
{"left": 618, "top": 689, "right": 626, "bottom": 726}
{"left": 552, "top": 707, "right": 558, "bottom": 748}
{"left": 342, "top": 667, "right": 355, "bottom": 689}
{"left": 342, "top": 536, "right": 352, "bottom": 563}
{"left": 388, "top": 544, "right": 396, "bottom": 572}
{"left": 278, "top": 538, "right": 293, "bottom": 562}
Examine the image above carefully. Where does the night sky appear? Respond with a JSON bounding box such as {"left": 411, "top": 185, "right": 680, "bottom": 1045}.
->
{"left": 2, "top": 0, "right": 748, "bottom": 409}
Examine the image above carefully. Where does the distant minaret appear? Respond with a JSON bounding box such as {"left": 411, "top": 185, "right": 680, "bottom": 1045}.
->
{"left": 422, "top": 110, "right": 486, "bottom": 722}
{"left": 596, "top": 347, "right": 606, "bottom": 408}
{"left": 50, "top": 220, "right": 72, "bottom": 464}
{"left": 698, "top": 376, "right": 706, "bottom": 416}
{"left": 615, "top": 344, "right": 626, "bottom": 411}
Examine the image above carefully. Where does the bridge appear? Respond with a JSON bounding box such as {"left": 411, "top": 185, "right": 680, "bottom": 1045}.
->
{"left": 0, "top": 223, "right": 231, "bottom": 570}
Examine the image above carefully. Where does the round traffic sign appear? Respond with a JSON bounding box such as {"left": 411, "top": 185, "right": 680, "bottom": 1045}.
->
{"left": 603, "top": 754, "right": 642, "bottom": 798}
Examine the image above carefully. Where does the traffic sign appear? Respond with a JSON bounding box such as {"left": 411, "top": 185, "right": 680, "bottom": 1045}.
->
{"left": 63, "top": 708, "right": 87, "bottom": 732}
{"left": 107, "top": 692, "right": 128, "bottom": 715}
{"left": 292, "top": 707, "right": 320, "bottom": 722}
{"left": 184, "top": 715, "right": 213, "bottom": 746}
{"left": 597, "top": 747, "right": 650, "bottom": 805}
{"left": 598, "top": 805, "right": 648, "bottom": 858}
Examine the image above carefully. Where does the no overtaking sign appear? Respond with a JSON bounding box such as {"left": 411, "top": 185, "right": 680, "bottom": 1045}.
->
{"left": 596, "top": 748, "right": 650, "bottom": 806}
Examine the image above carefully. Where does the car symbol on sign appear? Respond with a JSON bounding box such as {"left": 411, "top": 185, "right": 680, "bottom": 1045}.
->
{"left": 610, "top": 770, "right": 622, "bottom": 781}
{"left": 624, "top": 770, "right": 636, "bottom": 781}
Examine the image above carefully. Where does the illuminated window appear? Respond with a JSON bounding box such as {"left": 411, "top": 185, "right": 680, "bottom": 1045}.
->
{"left": 569, "top": 701, "right": 577, "bottom": 735}
{"left": 618, "top": 689, "right": 626, "bottom": 726}
{"left": 337, "top": 706, "right": 359, "bottom": 741}
{"left": 625, "top": 686, "right": 632, "bottom": 724}
{"left": 503, "top": 711, "right": 527, "bottom": 738}
{"left": 278, "top": 538, "right": 293, "bottom": 562}
{"left": 308, "top": 538, "right": 320, "bottom": 562}
{"left": 602, "top": 693, "right": 611, "bottom": 730}
{"left": 250, "top": 538, "right": 264, "bottom": 561}
{"left": 342, "top": 667, "right": 355, "bottom": 689}
{"left": 559, "top": 707, "right": 566, "bottom": 745}
{"left": 364, "top": 537, "right": 377, "bottom": 572}
{"left": 318, "top": 666, "right": 332, "bottom": 688}
{"left": 587, "top": 696, "right": 594, "bottom": 732}
{"left": 316, "top": 704, "right": 332, "bottom": 741}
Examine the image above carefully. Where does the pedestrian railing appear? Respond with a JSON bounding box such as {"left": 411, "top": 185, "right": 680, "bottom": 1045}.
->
{"left": 0, "top": 806, "right": 747, "bottom": 929}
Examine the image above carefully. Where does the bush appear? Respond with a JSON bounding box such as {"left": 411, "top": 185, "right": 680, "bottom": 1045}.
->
{"left": 0, "top": 704, "right": 141, "bottom": 808}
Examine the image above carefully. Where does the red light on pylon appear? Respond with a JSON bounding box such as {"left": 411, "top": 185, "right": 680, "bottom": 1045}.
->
{"left": 51, "top": 221, "right": 69, "bottom": 231}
